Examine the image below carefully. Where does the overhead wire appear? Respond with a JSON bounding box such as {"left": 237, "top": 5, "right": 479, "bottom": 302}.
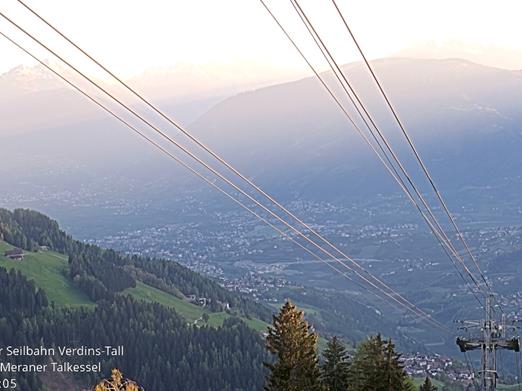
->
{"left": 10, "top": 0, "right": 460, "bottom": 318}
{"left": 0, "top": 29, "right": 408, "bottom": 323}
{"left": 329, "top": 0, "right": 491, "bottom": 293}
{"left": 21, "top": 0, "right": 490, "bottom": 332}
{"left": 290, "top": 0, "right": 485, "bottom": 297}
{"left": 0, "top": 12, "right": 449, "bottom": 332}
{"left": 260, "top": 0, "right": 484, "bottom": 306}
{"left": 290, "top": 0, "right": 487, "bottom": 309}
{"left": 0, "top": 28, "right": 448, "bottom": 333}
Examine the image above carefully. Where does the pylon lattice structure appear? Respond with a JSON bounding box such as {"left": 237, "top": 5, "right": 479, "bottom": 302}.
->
{"left": 456, "top": 294, "right": 520, "bottom": 391}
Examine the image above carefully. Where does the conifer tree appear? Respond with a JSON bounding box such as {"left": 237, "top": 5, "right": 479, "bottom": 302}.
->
{"left": 383, "top": 337, "right": 411, "bottom": 390}
{"left": 419, "top": 376, "right": 437, "bottom": 391}
{"left": 265, "top": 300, "right": 323, "bottom": 391}
{"left": 321, "top": 336, "right": 350, "bottom": 391}
{"left": 349, "top": 334, "right": 412, "bottom": 391}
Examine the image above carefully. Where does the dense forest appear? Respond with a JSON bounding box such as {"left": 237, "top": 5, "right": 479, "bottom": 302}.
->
{"left": 0, "top": 208, "right": 270, "bottom": 390}
{"left": 0, "top": 268, "right": 268, "bottom": 390}
{"left": 0, "top": 208, "right": 271, "bottom": 320}
{"left": 0, "top": 208, "right": 467, "bottom": 390}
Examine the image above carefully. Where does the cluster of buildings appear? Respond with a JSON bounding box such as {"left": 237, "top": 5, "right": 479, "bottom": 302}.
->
{"left": 217, "top": 271, "right": 292, "bottom": 301}
{"left": 401, "top": 353, "right": 474, "bottom": 383}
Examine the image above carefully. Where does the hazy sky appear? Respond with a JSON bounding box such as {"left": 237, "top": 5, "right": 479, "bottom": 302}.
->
{"left": 1, "top": 0, "right": 522, "bottom": 79}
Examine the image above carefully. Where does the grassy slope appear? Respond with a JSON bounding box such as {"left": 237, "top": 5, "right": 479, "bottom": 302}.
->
{"left": 124, "top": 281, "right": 269, "bottom": 331}
{"left": 0, "top": 241, "right": 93, "bottom": 308}
{"left": 123, "top": 281, "right": 205, "bottom": 322}
{"left": 0, "top": 241, "right": 269, "bottom": 332}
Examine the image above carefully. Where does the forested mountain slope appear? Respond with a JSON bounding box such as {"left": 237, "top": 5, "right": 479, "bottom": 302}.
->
{"left": 0, "top": 208, "right": 270, "bottom": 390}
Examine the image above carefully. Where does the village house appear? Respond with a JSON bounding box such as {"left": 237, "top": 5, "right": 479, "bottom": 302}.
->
{"left": 4, "top": 248, "right": 24, "bottom": 261}
{"left": 187, "top": 295, "right": 211, "bottom": 307}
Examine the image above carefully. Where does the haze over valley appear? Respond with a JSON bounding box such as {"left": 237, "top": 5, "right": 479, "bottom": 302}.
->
{"left": 2, "top": 56, "right": 522, "bottom": 357}
{"left": 4, "top": 1, "right": 522, "bottom": 389}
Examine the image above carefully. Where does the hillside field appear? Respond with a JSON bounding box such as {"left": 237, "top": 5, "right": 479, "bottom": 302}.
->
{"left": 0, "top": 240, "right": 268, "bottom": 332}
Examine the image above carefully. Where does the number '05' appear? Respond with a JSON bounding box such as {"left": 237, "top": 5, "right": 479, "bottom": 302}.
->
{"left": 0, "top": 379, "right": 16, "bottom": 389}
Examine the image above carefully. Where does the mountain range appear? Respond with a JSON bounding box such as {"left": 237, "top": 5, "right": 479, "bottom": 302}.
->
{"left": 1, "top": 57, "right": 522, "bottom": 229}
{"left": 190, "top": 57, "right": 522, "bottom": 199}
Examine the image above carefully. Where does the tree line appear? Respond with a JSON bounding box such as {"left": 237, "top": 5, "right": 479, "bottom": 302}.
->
{"left": 265, "top": 300, "right": 440, "bottom": 391}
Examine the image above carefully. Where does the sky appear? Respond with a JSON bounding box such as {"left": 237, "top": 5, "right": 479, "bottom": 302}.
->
{"left": 1, "top": 0, "right": 522, "bottom": 81}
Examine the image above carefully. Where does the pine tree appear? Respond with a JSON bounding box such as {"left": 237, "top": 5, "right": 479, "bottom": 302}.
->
{"left": 349, "top": 334, "right": 413, "bottom": 391}
{"left": 349, "top": 334, "right": 384, "bottom": 391}
{"left": 321, "top": 336, "right": 350, "bottom": 391}
{"left": 265, "top": 300, "right": 323, "bottom": 391}
{"left": 383, "top": 337, "right": 411, "bottom": 391}
{"left": 419, "top": 376, "right": 437, "bottom": 391}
